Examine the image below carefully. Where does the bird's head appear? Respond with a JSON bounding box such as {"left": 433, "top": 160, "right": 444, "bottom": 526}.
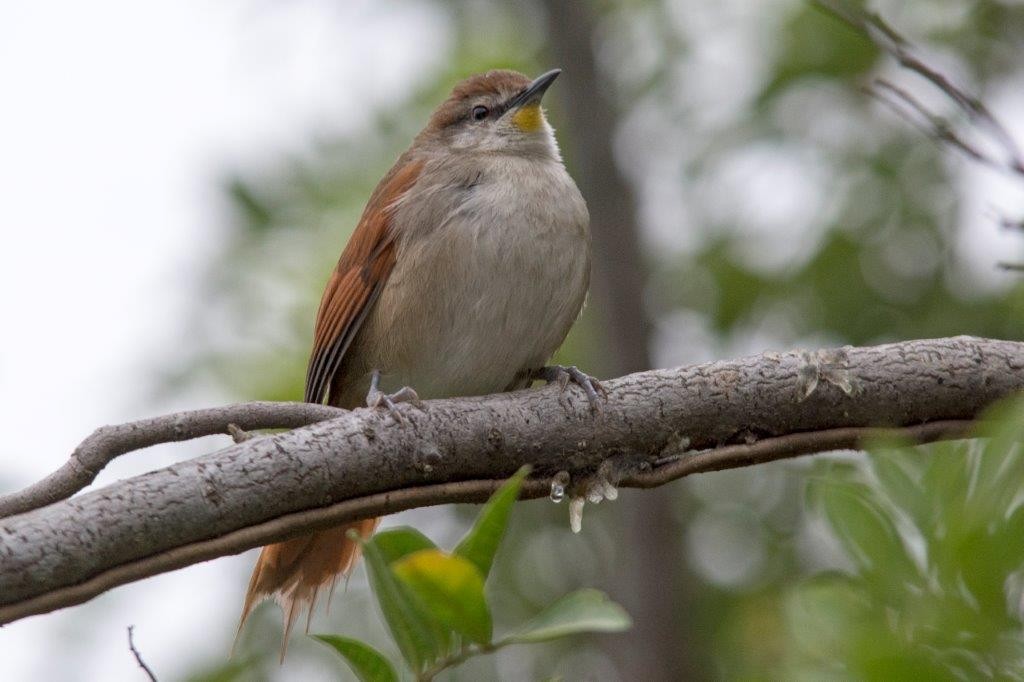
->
{"left": 422, "top": 69, "right": 562, "bottom": 158}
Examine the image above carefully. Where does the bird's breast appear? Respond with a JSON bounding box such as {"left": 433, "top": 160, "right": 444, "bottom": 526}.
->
{"left": 355, "top": 156, "right": 590, "bottom": 401}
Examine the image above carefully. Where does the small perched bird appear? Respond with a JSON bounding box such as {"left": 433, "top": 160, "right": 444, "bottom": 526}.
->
{"left": 235, "top": 68, "right": 599, "bottom": 654}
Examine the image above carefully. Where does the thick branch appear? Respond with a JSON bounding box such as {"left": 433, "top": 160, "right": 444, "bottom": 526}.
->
{"left": 0, "top": 337, "right": 1021, "bottom": 626}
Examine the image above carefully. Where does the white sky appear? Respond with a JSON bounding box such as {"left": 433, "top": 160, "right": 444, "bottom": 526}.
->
{"left": 0, "top": 1, "right": 447, "bottom": 679}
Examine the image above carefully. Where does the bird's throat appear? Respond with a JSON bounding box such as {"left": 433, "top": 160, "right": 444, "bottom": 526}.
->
{"left": 511, "top": 104, "right": 544, "bottom": 133}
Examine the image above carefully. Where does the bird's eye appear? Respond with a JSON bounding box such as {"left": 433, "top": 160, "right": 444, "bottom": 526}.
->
{"left": 471, "top": 105, "right": 489, "bottom": 121}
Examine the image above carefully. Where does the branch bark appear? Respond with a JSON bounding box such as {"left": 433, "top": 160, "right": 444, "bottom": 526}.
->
{"left": 0, "top": 336, "right": 1021, "bottom": 626}
{"left": 0, "top": 402, "right": 345, "bottom": 519}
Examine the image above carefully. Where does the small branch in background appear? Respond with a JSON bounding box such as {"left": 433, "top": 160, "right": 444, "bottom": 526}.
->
{"left": 0, "top": 401, "right": 345, "bottom": 519}
{"left": 869, "top": 80, "right": 1010, "bottom": 174}
{"left": 814, "top": 0, "right": 1024, "bottom": 266}
{"left": 987, "top": 209, "right": 1024, "bottom": 232}
{"left": 127, "top": 626, "right": 158, "bottom": 682}
{"left": 815, "top": 0, "right": 1024, "bottom": 175}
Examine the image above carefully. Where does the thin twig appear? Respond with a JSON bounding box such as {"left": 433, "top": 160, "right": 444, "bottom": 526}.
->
{"left": 870, "top": 79, "right": 1008, "bottom": 173}
{"left": 997, "top": 216, "right": 1024, "bottom": 232}
{"left": 814, "top": 0, "right": 1024, "bottom": 177}
{"left": 127, "top": 625, "right": 158, "bottom": 681}
{"left": 813, "top": 0, "right": 1024, "bottom": 268}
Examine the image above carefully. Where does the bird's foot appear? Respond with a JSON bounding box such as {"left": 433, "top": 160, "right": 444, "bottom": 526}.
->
{"left": 532, "top": 365, "right": 608, "bottom": 412}
{"left": 366, "top": 370, "right": 421, "bottom": 422}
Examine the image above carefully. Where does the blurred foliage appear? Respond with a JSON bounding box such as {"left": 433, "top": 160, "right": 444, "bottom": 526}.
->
{"left": 781, "top": 398, "right": 1024, "bottom": 680}
{"left": 173, "top": 0, "right": 1024, "bottom": 679}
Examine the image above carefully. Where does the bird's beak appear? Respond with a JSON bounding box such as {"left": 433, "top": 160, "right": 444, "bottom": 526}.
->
{"left": 504, "top": 69, "right": 561, "bottom": 112}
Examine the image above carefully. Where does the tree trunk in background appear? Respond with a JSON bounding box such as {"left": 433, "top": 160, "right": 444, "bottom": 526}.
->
{"left": 540, "top": 2, "right": 709, "bottom": 679}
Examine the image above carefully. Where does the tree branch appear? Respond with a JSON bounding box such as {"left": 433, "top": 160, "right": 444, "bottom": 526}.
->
{"left": 0, "top": 337, "right": 1021, "bottom": 626}
{"left": 0, "top": 401, "right": 345, "bottom": 518}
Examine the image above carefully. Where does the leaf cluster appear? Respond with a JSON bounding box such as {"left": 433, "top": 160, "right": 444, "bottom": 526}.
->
{"left": 315, "top": 467, "right": 631, "bottom": 681}
{"left": 788, "top": 399, "right": 1024, "bottom": 679}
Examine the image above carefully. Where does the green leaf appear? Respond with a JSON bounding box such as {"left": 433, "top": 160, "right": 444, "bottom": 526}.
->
{"left": 392, "top": 549, "right": 493, "bottom": 645}
{"left": 978, "top": 395, "right": 1024, "bottom": 462}
{"left": 973, "top": 397, "right": 1024, "bottom": 515}
{"left": 809, "top": 478, "right": 918, "bottom": 590}
{"left": 374, "top": 527, "right": 437, "bottom": 564}
{"left": 785, "top": 573, "right": 873, "bottom": 662}
{"left": 868, "top": 447, "right": 930, "bottom": 532}
{"left": 454, "top": 466, "right": 529, "bottom": 579}
{"left": 313, "top": 635, "right": 398, "bottom": 682}
{"left": 921, "top": 440, "right": 972, "bottom": 545}
{"left": 373, "top": 529, "right": 453, "bottom": 659}
{"left": 184, "top": 658, "right": 255, "bottom": 682}
{"left": 361, "top": 536, "right": 442, "bottom": 671}
{"left": 500, "top": 589, "right": 632, "bottom": 645}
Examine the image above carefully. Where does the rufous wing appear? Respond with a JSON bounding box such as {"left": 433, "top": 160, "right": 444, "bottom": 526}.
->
{"left": 304, "top": 157, "right": 424, "bottom": 405}
{"left": 236, "top": 157, "right": 423, "bottom": 658}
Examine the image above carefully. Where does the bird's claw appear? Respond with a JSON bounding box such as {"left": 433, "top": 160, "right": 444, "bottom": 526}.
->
{"left": 366, "top": 370, "right": 420, "bottom": 422}
{"left": 533, "top": 365, "right": 607, "bottom": 412}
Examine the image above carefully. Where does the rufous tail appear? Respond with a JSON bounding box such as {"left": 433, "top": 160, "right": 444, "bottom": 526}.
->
{"left": 234, "top": 518, "right": 379, "bottom": 662}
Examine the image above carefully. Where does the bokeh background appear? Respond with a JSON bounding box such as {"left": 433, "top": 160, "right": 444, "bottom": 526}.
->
{"left": 3, "top": 0, "right": 1024, "bottom": 679}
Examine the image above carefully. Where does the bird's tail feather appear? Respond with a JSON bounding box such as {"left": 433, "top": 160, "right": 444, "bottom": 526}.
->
{"left": 234, "top": 518, "right": 379, "bottom": 662}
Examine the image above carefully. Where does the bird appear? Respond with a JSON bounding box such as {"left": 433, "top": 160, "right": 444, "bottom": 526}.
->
{"left": 235, "top": 68, "right": 600, "bottom": 657}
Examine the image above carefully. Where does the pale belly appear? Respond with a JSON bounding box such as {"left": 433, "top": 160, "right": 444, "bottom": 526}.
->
{"left": 389, "top": 220, "right": 588, "bottom": 399}
{"left": 336, "top": 159, "right": 590, "bottom": 405}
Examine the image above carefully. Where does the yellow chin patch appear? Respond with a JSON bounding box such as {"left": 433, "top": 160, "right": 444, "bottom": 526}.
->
{"left": 511, "top": 104, "right": 544, "bottom": 132}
